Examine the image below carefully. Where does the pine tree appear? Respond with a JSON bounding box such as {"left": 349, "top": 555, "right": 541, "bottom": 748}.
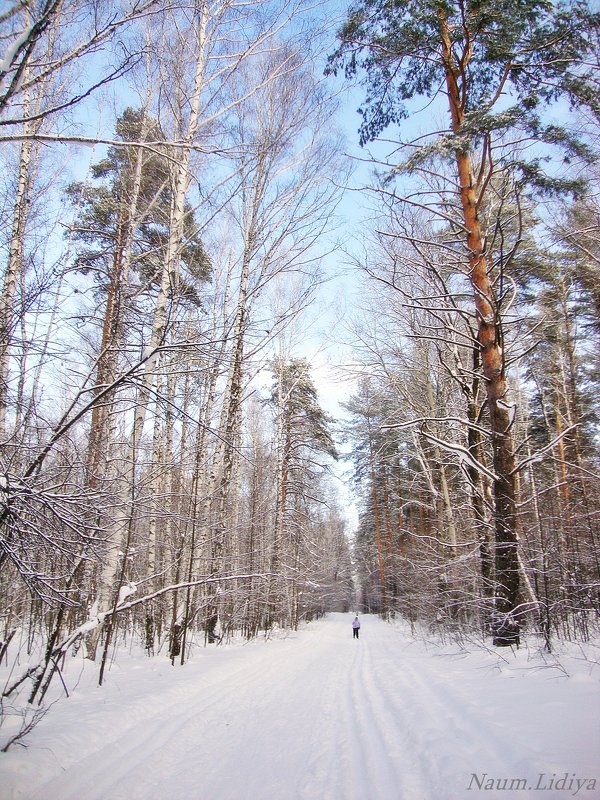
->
{"left": 67, "top": 107, "right": 210, "bottom": 487}
{"left": 268, "top": 357, "right": 338, "bottom": 626}
{"left": 328, "top": 0, "right": 599, "bottom": 645}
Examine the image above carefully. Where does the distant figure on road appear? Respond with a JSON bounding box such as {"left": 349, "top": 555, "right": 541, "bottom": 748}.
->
{"left": 352, "top": 616, "right": 360, "bottom": 639}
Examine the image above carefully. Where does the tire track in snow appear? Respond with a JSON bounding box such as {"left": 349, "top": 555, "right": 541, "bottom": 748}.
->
{"left": 361, "top": 628, "right": 455, "bottom": 795}
{"left": 349, "top": 638, "right": 399, "bottom": 789}
{"left": 10, "top": 627, "right": 337, "bottom": 800}
{"left": 301, "top": 621, "right": 434, "bottom": 800}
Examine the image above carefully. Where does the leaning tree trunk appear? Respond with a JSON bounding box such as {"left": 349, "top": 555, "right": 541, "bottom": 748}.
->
{"left": 440, "top": 14, "right": 520, "bottom": 646}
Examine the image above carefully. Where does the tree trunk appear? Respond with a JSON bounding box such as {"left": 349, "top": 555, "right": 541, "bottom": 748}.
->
{"left": 462, "top": 347, "right": 495, "bottom": 621}
{"left": 90, "top": 3, "right": 214, "bottom": 647}
{"left": 85, "top": 203, "right": 131, "bottom": 487}
{"left": 0, "top": 98, "right": 34, "bottom": 439}
{"left": 203, "top": 246, "right": 251, "bottom": 642}
{"left": 439, "top": 13, "right": 520, "bottom": 645}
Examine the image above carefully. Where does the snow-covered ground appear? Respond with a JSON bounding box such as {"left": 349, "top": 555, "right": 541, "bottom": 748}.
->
{"left": 1, "top": 613, "right": 599, "bottom": 800}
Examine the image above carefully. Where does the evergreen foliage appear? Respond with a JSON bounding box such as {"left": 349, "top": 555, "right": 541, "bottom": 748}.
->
{"left": 328, "top": 0, "right": 599, "bottom": 171}
{"left": 67, "top": 108, "right": 211, "bottom": 307}
{"left": 329, "top": 0, "right": 600, "bottom": 647}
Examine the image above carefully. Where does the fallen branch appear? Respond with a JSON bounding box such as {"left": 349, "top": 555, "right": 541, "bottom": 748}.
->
{"left": 2, "top": 572, "right": 294, "bottom": 699}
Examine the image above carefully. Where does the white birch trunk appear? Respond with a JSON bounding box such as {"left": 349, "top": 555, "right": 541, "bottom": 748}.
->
{"left": 91, "top": 3, "right": 213, "bottom": 638}
{"left": 0, "top": 91, "right": 33, "bottom": 440}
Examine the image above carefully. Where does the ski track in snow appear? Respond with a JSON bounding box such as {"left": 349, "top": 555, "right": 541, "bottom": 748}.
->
{"left": 1, "top": 613, "right": 599, "bottom": 800}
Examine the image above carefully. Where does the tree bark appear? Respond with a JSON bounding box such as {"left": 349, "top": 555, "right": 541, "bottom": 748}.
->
{"left": 439, "top": 12, "right": 520, "bottom": 645}
{"left": 0, "top": 84, "right": 35, "bottom": 439}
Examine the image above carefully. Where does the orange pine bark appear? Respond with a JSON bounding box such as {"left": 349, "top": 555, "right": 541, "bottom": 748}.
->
{"left": 439, "top": 12, "right": 520, "bottom": 643}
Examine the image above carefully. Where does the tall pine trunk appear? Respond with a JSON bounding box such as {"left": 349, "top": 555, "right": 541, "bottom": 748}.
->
{"left": 440, "top": 13, "right": 520, "bottom": 645}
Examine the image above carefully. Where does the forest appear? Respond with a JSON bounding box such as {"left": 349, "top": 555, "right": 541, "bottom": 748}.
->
{"left": 0, "top": 0, "right": 599, "bottom": 743}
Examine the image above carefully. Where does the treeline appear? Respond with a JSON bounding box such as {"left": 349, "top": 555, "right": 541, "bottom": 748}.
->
{"left": 0, "top": 0, "right": 353, "bottom": 700}
{"left": 1, "top": 2, "right": 599, "bottom": 730}
{"left": 333, "top": 0, "right": 600, "bottom": 648}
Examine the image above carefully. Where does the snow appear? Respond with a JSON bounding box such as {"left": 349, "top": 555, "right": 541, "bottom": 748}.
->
{"left": 1, "top": 613, "right": 599, "bottom": 800}
{"left": 0, "top": 26, "right": 34, "bottom": 77}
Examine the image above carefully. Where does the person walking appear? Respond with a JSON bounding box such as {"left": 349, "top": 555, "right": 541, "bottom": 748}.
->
{"left": 352, "top": 615, "right": 360, "bottom": 639}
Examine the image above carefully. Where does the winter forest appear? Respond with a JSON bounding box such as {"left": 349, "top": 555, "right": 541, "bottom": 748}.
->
{"left": 0, "top": 0, "right": 599, "bottom": 758}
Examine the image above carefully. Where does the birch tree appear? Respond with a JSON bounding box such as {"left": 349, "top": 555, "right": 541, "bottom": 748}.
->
{"left": 0, "top": 0, "right": 161, "bottom": 128}
{"left": 196, "top": 38, "right": 344, "bottom": 641}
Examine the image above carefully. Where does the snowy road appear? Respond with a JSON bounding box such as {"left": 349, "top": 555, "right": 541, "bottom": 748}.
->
{"left": 1, "top": 613, "right": 599, "bottom": 800}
